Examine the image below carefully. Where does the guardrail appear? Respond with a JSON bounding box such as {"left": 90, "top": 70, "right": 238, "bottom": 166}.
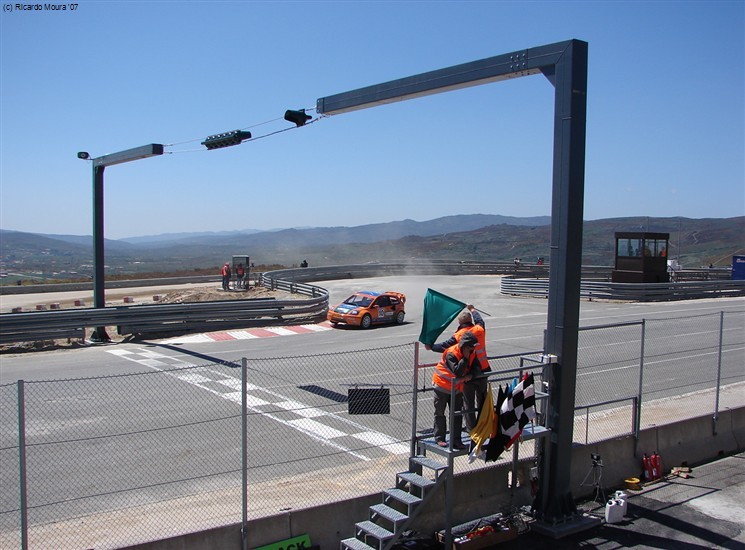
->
{"left": 0, "top": 290, "right": 329, "bottom": 345}
{"left": 501, "top": 276, "right": 745, "bottom": 301}
{"left": 2, "top": 261, "right": 741, "bottom": 344}
{"left": 259, "top": 261, "right": 549, "bottom": 281}
{"left": 1, "top": 262, "right": 731, "bottom": 295}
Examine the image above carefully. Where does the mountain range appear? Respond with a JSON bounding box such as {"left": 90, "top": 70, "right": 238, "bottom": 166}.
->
{"left": 1, "top": 214, "right": 743, "bottom": 281}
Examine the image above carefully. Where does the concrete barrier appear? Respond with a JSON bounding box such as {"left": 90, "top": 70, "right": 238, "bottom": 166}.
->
{"left": 119, "top": 406, "right": 744, "bottom": 550}
{"left": 569, "top": 406, "right": 745, "bottom": 496}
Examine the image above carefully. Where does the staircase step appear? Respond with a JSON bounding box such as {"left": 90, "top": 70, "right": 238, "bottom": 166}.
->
{"left": 341, "top": 537, "right": 377, "bottom": 550}
{"left": 410, "top": 455, "right": 448, "bottom": 475}
{"left": 383, "top": 487, "right": 422, "bottom": 511}
{"left": 356, "top": 520, "right": 394, "bottom": 542}
{"left": 370, "top": 503, "right": 408, "bottom": 529}
{"left": 419, "top": 435, "right": 470, "bottom": 456}
{"left": 397, "top": 471, "right": 436, "bottom": 491}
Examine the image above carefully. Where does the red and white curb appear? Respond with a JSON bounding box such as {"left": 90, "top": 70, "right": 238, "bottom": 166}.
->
{"left": 163, "top": 322, "right": 333, "bottom": 344}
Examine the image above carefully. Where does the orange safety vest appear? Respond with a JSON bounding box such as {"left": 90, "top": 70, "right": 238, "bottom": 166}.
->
{"left": 222, "top": 265, "right": 230, "bottom": 277}
{"left": 432, "top": 344, "right": 475, "bottom": 393}
{"left": 454, "top": 324, "right": 488, "bottom": 370}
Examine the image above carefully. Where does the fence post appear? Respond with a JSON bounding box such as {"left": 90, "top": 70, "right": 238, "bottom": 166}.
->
{"left": 635, "top": 320, "right": 646, "bottom": 455}
{"left": 713, "top": 312, "right": 724, "bottom": 435}
{"left": 17, "top": 380, "right": 28, "bottom": 550}
{"left": 444, "top": 383, "right": 456, "bottom": 550}
{"left": 411, "top": 343, "right": 420, "bottom": 458}
{"left": 241, "top": 358, "right": 248, "bottom": 550}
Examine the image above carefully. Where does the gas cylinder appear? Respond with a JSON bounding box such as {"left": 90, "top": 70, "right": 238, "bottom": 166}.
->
{"left": 651, "top": 452, "right": 662, "bottom": 480}
{"left": 642, "top": 453, "right": 653, "bottom": 481}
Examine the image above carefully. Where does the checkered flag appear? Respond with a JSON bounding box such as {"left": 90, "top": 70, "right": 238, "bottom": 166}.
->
{"left": 500, "top": 373, "right": 536, "bottom": 449}
{"left": 485, "top": 373, "right": 536, "bottom": 460}
{"left": 484, "top": 384, "right": 507, "bottom": 462}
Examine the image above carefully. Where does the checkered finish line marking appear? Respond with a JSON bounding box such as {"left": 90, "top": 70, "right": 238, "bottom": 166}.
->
{"left": 106, "top": 348, "right": 408, "bottom": 461}
{"left": 162, "top": 322, "right": 333, "bottom": 344}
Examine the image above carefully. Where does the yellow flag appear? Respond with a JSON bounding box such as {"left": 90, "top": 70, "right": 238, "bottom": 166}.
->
{"left": 468, "top": 383, "right": 495, "bottom": 457}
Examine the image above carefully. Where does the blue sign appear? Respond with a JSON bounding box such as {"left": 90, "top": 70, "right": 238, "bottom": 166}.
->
{"left": 732, "top": 256, "right": 745, "bottom": 280}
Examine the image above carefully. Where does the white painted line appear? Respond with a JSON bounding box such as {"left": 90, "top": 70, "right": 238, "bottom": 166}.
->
{"left": 351, "top": 431, "right": 409, "bottom": 455}
{"left": 287, "top": 418, "right": 346, "bottom": 439}
{"left": 226, "top": 331, "right": 259, "bottom": 339}
{"left": 176, "top": 374, "right": 214, "bottom": 384}
{"left": 139, "top": 359, "right": 169, "bottom": 368}
{"left": 106, "top": 349, "right": 135, "bottom": 356}
{"left": 264, "top": 327, "right": 298, "bottom": 336}
{"left": 223, "top": 392, "right": 242, "bottom": 404}
{"left": 300, "top": 324, "right": 332, "bottom": 332}
{"left": 274, "top": 400, "right": 326, "bottom": 418}
{"left": 217, "top": 378, "right": 261, "bottom": 391}
{"left": 138, "top": 350, "right": 171, "bottom": 359}
{"left": 246, "top": 395, "right": 271, "bottom": 407}
{"left": 106, "top": 349, "right": 379, "bottom": 461}
{"left": 164, "top": 334, "right": 214, "bottom": 344}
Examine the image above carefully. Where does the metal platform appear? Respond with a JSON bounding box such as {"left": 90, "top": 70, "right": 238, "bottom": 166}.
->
{"left": 418, "top": 422, "right": 550, "bottom": 457}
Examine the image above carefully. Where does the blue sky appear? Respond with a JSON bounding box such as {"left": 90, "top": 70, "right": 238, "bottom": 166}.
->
{"left": 1, "top": 1, "right": 743, "bottom": 240}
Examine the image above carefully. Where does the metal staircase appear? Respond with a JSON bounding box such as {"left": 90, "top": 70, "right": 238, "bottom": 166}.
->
{"left": 340, "top": 447, "right": 453, "bottom": 550}
{"left": 341, "top": 352, "right": 550, "bottom": 550}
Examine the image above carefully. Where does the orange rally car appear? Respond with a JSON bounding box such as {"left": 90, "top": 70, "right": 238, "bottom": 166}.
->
{"left": 327, "top": 290, "right": 406, "bottom": 329}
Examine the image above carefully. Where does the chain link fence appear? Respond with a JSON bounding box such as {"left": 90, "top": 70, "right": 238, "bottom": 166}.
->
{"left": 573, "top": 310, "right": 745, "bottom": 444}
{"left": 1, "top": 310, "right": 743, "bottom": 549}
{"left": 0, "top": 384, "right": 21, "bottom": 548}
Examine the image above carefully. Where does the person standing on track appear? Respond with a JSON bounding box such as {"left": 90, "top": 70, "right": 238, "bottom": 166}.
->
{"left": 221, "top": 262, "right": 232, "bottom": 291}
{"left": 235, "top": 263, "right": 246, "bottom": 289}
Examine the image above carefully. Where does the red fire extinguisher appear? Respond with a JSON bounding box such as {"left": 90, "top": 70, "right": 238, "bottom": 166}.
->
{"left": 651, "top": 452, "right": 662, "bottom": 480}
{"left": 642, "top": 453, "right": 653, "bottom": 481}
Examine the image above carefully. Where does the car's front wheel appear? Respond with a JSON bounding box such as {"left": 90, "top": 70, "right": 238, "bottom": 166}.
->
{"left": 396, "top": 311, "right": 405, "bottom": 324}
{"left": 360, "top": 314, "right": 372, "bottom": 329}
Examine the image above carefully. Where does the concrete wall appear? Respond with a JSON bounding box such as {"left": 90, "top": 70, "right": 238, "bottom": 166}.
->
{"left": 123, "top": 405, "right": 744, "bottom": 550}
{"left": 570, "top": 406, "right": 745, "bottom": 495}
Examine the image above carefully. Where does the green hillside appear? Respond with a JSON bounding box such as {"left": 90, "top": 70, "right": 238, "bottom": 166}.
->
{"left": 1, "top": 216, "right": 742, "bottom": 282}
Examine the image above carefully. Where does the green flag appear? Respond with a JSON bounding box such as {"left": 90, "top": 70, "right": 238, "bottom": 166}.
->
{"left": 419, "top": 288, "right": 466, "bottom": 346}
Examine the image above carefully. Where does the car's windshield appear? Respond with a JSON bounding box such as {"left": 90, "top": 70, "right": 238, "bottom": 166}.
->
{"left": 343, "top": 294, "right": 373, "bottom": 307}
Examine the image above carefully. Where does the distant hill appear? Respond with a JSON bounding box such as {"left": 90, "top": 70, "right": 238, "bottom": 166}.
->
{"left": 120, "top": 229, "right": 266, "bottom": 245}
{"left": 1, "top": 215, "right": 742, "bottom": 281}
{"left": 44, "top": 233, "right": 136, "bottom": 252}
{"left": 113, "top": 214, "right": 552, "bottom": 248}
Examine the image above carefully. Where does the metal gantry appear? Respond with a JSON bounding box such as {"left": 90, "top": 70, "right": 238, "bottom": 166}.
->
{"left": 317, "top": 39, "right": 589, "bottom": 533}
{"left": 88, "top": 144, "right": 164, "bottom": 341}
